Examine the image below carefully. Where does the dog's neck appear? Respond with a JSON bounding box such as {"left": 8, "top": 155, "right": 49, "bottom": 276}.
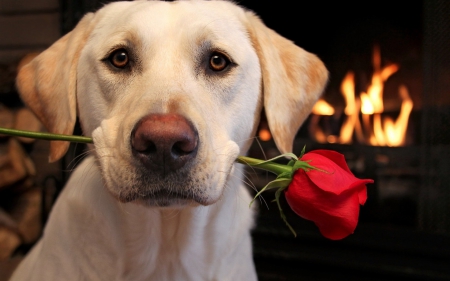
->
{"left": 37, "top": 156, "right": 255, "bottom": 280}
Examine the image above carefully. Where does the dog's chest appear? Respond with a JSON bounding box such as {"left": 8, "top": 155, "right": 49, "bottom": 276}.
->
{"left": 119, "top": 210, "right": 219, "bottom": 280}
{"left": 41, "top": 157, "right": 254, "bottom": 281}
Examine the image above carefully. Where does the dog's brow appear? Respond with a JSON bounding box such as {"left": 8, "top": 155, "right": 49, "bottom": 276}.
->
{"left": 197, "top": 40, "right": 213, "bottom": 55}
{"left": 102, "top": 29, "right": 142, "bottom": 51}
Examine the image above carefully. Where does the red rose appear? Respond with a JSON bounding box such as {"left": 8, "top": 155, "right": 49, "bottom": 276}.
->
{"left": 284, "top": 150, "right": 373, "bottom": 240}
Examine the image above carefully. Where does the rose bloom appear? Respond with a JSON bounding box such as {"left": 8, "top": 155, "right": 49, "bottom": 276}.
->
{"left": 284, "top": 150, "right": 373, "bottom": 240}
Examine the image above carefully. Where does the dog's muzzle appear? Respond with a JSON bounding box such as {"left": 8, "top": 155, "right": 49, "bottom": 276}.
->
{"left": 131, "top": 113, "right": 199, "bottom": 176}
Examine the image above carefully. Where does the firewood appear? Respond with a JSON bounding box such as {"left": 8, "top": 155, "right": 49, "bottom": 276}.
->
{"left": 0, "top": 226, "right": 21, "bottom": 261}
{"left": 0, "top": 208, "right": 19, "bottom": 233}
{"left": 9, "top": 187, "right": 42, "bottom": 244}
{"left": 0, "top": 139, "right": 28, "bottom": 189}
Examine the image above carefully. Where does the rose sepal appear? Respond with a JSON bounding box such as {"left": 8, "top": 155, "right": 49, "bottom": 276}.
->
{"left": 238, "top": 150, "right": 327, "bottom": 237}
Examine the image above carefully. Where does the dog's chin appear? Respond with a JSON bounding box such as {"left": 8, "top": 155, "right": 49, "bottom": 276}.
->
{"left": 133, "top": 190, "right": 206, "bottom": 208}
{"left": 134, "top": 197, "right": 199, "bottom": 208}
{"left": 112, "top": 185, "right": 217, "bottom": 208}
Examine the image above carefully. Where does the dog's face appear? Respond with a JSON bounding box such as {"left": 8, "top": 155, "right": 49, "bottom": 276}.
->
{"left": 16, "top": 1, "right": 328, "bottom": 207}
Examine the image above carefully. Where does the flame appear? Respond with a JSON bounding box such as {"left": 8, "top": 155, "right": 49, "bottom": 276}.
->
{"left": 312, "top": 99, "right": 335, "bottom": 115}
{"left": 339, "top": 72, "right": 360, "bottom": 144}
{"left": 341, "top": 72, "right": 356, "bottom": 115}
{"left": 381, "top": 85, "right": 413, "bottom": 146}
{"left": 360, "top": 93, "right": 374, "bottom": 115}
{"left": 367, "top": 46, "right": 399, "bottom": 113}
{"left": 310, "top": 46, "right": 413, "bottom": 147}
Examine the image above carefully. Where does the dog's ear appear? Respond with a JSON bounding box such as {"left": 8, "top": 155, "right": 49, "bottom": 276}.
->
{"left": 245, "top": 12, "right": 328, "bottom": 154}
{"left": 16, "top": 13, "right": 95, "bottom": 162}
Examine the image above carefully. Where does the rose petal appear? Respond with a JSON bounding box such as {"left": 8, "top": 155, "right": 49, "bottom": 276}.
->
{"left": 358, "top": 186, "right": 368, "bottom": 205}
{"left": 288, "top": 169, "right": 362, "bottom": 215}
{"left": 285, "top": 171, "right": 361, "bottom": 240}
{"left": 302, "top": 150, "right": 353, "bottom": 174}
{"left": 300, "top": 152, "right": 373, "bottom": 195}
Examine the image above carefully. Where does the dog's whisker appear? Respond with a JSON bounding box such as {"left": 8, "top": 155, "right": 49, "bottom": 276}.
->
{"left": 64, "top": 143, "right": 113, "bottom": 170}
{"left": 254, "top": 138, "right": 268, "bottom": 161}
{"left": 63, "top": 153, "right": 114, "bottom": 173}
{"left": 65, "top": 149, "right": 93, "bottom": 171}
{"left": 216, "top": 164, "right": 272, "bottom": 210}
{"left": 217, "top": 167, "right": 257, "bottom": 191}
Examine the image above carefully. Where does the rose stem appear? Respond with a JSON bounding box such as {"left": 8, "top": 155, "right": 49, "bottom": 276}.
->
{"left": 0, "top": 127, "right": 93, "bottom": 144}
{"left": 0, "top": 127, "right": 289, "bottom": 175}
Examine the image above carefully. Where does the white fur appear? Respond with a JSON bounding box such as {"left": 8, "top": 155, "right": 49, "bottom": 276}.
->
{"left": 11, "top": 1, "right": 328, "bottom": 280}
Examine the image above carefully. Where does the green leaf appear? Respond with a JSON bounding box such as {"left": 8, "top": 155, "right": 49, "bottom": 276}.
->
{"left": 299, "top": 145, "right": 306, "bottom": 158}
{"left": 249, "top": 178, "right": 291, "bottom": 207}
{"left": 292, "top": 160, "right": 330, "bottom": 174}
{"left": 292, "top": 160, "right": 314, "bottom": 171}
{"left": 276, "top": 171, "right": 293, "bottom": 180}
{"left": 274, "top": 186, "right": 297, "bottom": 237}
{"left": 250, "top": 153, "right": 298, "bottom": 166}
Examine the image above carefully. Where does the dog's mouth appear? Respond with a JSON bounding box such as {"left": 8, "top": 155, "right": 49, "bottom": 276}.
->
{"left": 95, "top": 126, "right": 240, "bottom": 208}
{"left": 126, "top": 189, "right": 208, "bottom": 207}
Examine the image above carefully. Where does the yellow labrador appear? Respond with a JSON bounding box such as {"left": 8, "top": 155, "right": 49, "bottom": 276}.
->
{"left": 10, "top": 1, "right": 327, "bottom": 280}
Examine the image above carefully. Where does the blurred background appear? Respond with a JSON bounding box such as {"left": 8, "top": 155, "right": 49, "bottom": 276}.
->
{"left": 0, "top": 0, "right": 449, "bottom": 280}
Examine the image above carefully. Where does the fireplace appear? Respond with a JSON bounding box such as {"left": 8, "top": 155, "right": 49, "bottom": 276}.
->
{"left": 231, "top": 0, "right": 450, "bottom": 280}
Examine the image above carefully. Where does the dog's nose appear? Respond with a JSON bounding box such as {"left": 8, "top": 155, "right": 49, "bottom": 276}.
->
{"left": 131, "top": 114, "right": 198, "bottom": 173}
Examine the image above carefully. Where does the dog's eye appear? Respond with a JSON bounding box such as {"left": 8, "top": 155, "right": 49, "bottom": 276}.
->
{"left": 109, "top": 49, "right": 129, "bottom": 68}
{"left": 209, "top": 52, "right": 230, "bottom": 71}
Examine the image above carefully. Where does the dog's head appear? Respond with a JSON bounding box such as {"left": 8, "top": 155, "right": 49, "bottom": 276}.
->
{"left": 16, "top": 1, "right": 328, "bottom": 207}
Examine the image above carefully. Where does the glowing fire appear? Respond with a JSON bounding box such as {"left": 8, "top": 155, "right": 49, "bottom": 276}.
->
{"left": 312, "top": 100, "right": 335, "bottom": 116}
{"left": 311, "top": 47, "right": 413, "bottom": 147}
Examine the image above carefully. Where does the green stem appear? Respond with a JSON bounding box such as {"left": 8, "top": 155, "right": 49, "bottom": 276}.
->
{"left": 0, "top": 128, "right": 93, "bottom": 144}
{"left": 0, "top": 127, "right": 292, "bottom": 175}
{"left": 236, "top": 156, "right": 291, "bottom": 175}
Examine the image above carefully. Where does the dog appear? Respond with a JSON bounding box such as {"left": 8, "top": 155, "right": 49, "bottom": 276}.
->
{"left": 9, "top": 1, "right": 328, "bottom": 280}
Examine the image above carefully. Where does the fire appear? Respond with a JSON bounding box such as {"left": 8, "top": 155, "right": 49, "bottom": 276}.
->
{"left": 311, "top": 47, "right": 413, "bottom": 147}
{"left": 312, "top": 99, "right": 335, "bottom": 116}
{"left": 381, "top": 85, "right": 413, "bottom": 146}
{"left": 339, "top": 72, "right": 364, "bottom": 144}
